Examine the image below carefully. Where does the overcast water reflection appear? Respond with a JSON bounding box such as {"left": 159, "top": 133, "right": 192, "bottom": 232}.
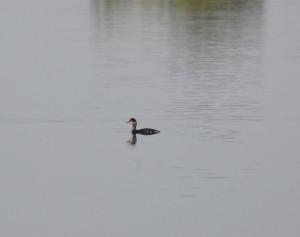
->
{"left": 0, "top": 0, "right": 300, "bottom": 236}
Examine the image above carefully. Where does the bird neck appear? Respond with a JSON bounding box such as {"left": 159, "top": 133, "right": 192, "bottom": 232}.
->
{"left": 131, "top": 123, "right": 137, "bottom": 131}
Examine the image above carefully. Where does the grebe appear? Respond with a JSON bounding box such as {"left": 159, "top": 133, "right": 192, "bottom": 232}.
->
{"left": 127, "top": 118, "right": 160, "bottom": 135}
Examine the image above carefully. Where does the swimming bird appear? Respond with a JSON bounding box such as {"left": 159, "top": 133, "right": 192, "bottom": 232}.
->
{"left": 127, "top": 118, "right": 160, "bottom": 135}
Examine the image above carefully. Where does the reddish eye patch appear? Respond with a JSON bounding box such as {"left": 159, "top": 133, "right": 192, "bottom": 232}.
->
{"left": 128, "top": 118, "right": 136, "bottom": 123}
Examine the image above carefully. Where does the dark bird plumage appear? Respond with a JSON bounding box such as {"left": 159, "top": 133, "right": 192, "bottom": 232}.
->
{"left": 127, "top": 118, "right": 160, "bottom": 135}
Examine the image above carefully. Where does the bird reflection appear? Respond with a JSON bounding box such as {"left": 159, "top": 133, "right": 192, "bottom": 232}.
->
{"left": 127, "top": 133, "right": 137, "bottom": 145}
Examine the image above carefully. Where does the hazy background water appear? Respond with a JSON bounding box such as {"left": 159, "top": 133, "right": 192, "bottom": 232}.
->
{"left": 0, "top": 0, "right": 300, "bottom": 236}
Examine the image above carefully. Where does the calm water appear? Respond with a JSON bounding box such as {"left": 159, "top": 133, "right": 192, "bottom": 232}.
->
{"left": 0, "top": 0, "right": 300, "bottom": 236}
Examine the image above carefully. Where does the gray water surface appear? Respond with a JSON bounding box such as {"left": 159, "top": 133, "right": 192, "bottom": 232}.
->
{"left": 0, "top": 0, "right": 300, "bottom": 236}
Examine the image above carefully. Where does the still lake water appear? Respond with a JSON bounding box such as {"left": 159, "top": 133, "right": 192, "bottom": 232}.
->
{"left": 0, "top": 0, "right": 300, "bottom": 236}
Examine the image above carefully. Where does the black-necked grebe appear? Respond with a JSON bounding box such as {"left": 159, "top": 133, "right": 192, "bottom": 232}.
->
{"left": 127, "top": 118, "right": 160, "bottom": 135}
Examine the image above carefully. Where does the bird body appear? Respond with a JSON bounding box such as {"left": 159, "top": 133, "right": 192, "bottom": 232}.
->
{"left": 127, "top": 118, "right": 160, "bottom": 135}
{"left": 133, "top": 128, "right": 160, "bottom": 135}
